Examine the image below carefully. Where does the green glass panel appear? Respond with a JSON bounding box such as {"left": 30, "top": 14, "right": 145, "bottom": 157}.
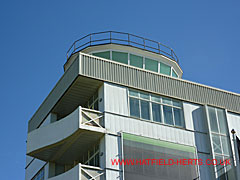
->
{"left": 129, "top": 89, "right": 139, "bottom": 97}
{"left": 172, "top": 70, "right": 178, "bottom": 77}
{"left": 162, "top": 97, "right": 172, "bottom": 105}
{"left": 172, "top": 100, "right": 181, "bottom": 107}
{"left": 145, "top": 58, "right": 158, "bottom": 72}
{"left": 160, "top": 63, "right": 171, "bottom": 75}
{"left": 123, "top": 133, "right": 196, "bottom": 153}
{"left": 140, "top": 92, "right": 149, "bottom": 100}
{"left": 112, "top": 51, "right": 128, "bottom": 64}
{"left": 130, "top": 54, "right": 143, "bottom": 68}
{"left": 151, "top": 95, "right": 161, "bottom": 102}
{"left": 92, "top": 51, "right": 110, "bottom": 59}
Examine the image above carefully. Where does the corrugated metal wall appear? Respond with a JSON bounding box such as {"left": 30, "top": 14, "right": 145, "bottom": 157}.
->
{"left": 80, "top": 53, "right": 240, "bottom": 114}
{"left": 104, "top": 83, "right": 128, "bottom": 116}
{"left": 105, "top": 114, "right": 195, "bottom": 147}
{"left": 104, "top": 83, "right": 214, "bottom": 179}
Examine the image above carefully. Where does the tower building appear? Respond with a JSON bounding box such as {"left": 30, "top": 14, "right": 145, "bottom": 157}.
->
{"left": 25, "top": 31, "right": 240, "bottom": 180}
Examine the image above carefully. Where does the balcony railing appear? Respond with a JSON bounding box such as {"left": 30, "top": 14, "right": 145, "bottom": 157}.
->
{"left": 81, "top": 107, "right": 104, "bottom": 129}
{"left": 27, "top": 106, "right": 105, "bottom": 162}
{"left": 48, "top": 164, "right": 104, "bottom": 180}
{"left": 66, "top": 31, "right": 179, "bottom": 64}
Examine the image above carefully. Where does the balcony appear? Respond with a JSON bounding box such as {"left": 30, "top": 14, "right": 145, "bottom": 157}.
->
{"left": 48, "top": 164, "right": 104, "bottom": 180}
{"left": 27, "top": 107, "right": 106, "bottom": 164}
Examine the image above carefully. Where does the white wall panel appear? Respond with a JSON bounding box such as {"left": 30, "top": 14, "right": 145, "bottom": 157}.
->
{"left": 105, "top": 169, "right": 122, "bottom": 180}
{"left": 104, "top": 83, "right": 128, "bottom": 116}
{"left": 105, "top": 113, "right": 195, "bottom": 147}
{"left": 183, "top": 102, "right": 207, "bottom": 132}
{"left": 227, "top": 112, "right": 240, "bottom": 137}
{"left": 105, "top": 134, "right": 121, "bottom": 170}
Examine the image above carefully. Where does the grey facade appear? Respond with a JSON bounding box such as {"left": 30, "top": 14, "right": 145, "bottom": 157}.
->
{"left": 25, "top": 32, "right": 240, "bottom": 180}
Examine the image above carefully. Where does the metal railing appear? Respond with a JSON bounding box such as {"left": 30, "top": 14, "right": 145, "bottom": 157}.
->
{"left": 67, "top": 31, "right": 179, "bottom": 64}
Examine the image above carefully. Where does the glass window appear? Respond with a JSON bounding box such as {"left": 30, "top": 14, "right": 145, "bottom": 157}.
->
{"left": 112, "top": 51, "right": 128, "bottom": 64}
{"left": 172, "top": 100, "right": 181, "bottom": 107}
{"left": 215, "top": 155, "right": 225, "bottom": 178}
{"left": 128, "top": 89, "right": 184, "bottom": 128}
{"left": 87, "top": 92, "right": 99, "bottom": 110}
{"left": 160, "top": 63, "right": 171, "bottom": 75}
{"left": 129, "top": 89, "right": 139, "bottom": 97}
{"left": 151, "top": 95, "right": 161, "bottom": 103}
{"left": 140, "top": 100, "right": 150, "bottom": 120}
{"left": 152, "top": 103, "right": 161, "bottom": 123}
{"left": 162, "top": 97, "right": 172, "bottom": 105}
{"left": 130, "top": 54, "right": 143, "bottom": 68}
{"left": 174, "top": 108, "right": 184, "bottom": 127}
{"left": 145, "top": 58, "right": 158, "bottom": 72}
{"left": 130, "top": 97, "right": 140, "bottom": 118}
{"left": 221, "top": 136, "right": 230, "bottom": 155}
{"left": 208, "top": 107, "right": 219, "bottom": 133}
{"left": 92, "top": 51, "right": 110, "bottom": 59}
{"left": 212, "top": 134, "right": 222, "bottom": 154}
{"left": 140, "top": 92, "right": 149, "bottom": 100}
{"left": 163, "top": 105, "right": 174, "bottom": 125}
{"left": 94, "top": 101, "right": 98, "bottom": 110}
{"left": 217, "top": 109, "right": 227, "bottom": 135}
{"left": 207, "top": 106, "right": 233, "bottom": 180}
{"left": 172, "top": 70, "right": 178, "bottom": 78}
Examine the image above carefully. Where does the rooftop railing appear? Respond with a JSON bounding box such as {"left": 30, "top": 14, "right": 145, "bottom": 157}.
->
{"left": 67, "top": 31, "right": 179, "bottom": 64}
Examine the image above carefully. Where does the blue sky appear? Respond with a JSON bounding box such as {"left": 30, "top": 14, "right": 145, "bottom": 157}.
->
{"left": 0, "top": 0, "right": 240, "bottom": 179}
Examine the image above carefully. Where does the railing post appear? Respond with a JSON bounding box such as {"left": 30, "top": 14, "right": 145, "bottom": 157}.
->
{"left": 171, "top": 49, "right": 173, "bottom": 58}
{"left": 128, "top": 34, "right": 130, "bottom": 45}
{"left": 158, "top": 43, "right": 160, "bottom": 53}
{"left": 143, "top": 38, "right": 146, "bottom": 49}
{"left": 110, "top": 31, "right": 112, "bottom": 44}
{"left": 90, "top": 34, "right": 92, "bottom": 46}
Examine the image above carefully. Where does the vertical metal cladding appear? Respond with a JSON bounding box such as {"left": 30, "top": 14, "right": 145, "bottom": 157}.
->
{"left": 80, "top": 53, "right": 240, "bottom": 113}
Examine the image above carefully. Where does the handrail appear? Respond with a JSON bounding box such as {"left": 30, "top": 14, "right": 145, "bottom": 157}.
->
{"left": 66, "top": 31, "right": 179, "bottom": 64}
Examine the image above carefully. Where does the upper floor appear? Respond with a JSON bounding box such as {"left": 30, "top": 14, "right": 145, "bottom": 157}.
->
{"left": 64, "top": 31, "right": 182, "bottom": 78}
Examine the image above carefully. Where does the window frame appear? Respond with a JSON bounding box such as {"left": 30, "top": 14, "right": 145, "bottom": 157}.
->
{"left": 206, "top": 106, "right": 233, "bottom": 179}
{"left": 128, "top": 89, "right": 185, "bottom": 128}
{"left": 91, "top": 49, "right": 179, "bottom": 78}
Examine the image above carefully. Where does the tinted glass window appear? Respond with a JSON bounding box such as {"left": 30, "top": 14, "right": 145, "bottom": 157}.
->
{"left": 112, "top": 51, "right": 128, "bottom": 64}
{"left": 145, "top": 58, "right": 158, "bottom": 72}
{"left": 130, "top": 54, "right": 143, "bottom": 68}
